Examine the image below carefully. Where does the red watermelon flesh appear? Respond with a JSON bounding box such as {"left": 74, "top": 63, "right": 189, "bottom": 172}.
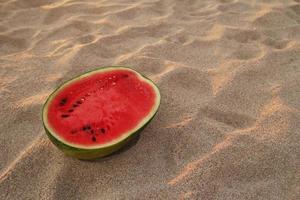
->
{"left": 46, "top": 69, "right": 158, "bottom": 147}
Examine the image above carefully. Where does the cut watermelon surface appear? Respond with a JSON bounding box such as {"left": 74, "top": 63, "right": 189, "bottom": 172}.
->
{"left": 42, "top": 67, "right": 160, "bottom": 159}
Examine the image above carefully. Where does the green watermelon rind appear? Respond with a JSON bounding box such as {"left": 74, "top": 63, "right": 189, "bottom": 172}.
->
{"left": 42, "top": 66, "right": 160, "bottom": 160}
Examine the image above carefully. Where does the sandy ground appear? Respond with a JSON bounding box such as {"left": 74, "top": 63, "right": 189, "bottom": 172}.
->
{"left": 0, "top": 0, "right": 300, "bottom": 199}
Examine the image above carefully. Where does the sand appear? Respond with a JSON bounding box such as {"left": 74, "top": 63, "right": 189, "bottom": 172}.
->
{"left": 0, "top": 0, "right": 300, "bottom": 199}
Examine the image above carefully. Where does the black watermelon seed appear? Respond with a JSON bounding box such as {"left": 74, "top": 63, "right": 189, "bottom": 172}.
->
{"left": 82, "top": 125, "right": 91, "bottom": 131}
{"left": 92, "top": 136, "right": 96, "bottom": 142}
{"left": 68, "top": 109, "right": 74, "bottom": 112}
{"left": 61, "top": 114, "right": 70, "bottom": 118}
{"left": 73, "top": 104, "right": 78, "bottom": 108}
{"left": 100, "top": 128, "right": 105, "bottom": 133}
{"left": 76, "top": 101, "right": 82, "bottom": 104}
{"left": 60, "top": 98, "right": 67, "bottom": 106}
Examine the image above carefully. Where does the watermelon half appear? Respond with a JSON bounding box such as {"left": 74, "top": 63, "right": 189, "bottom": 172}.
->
{"left": 42, "top": 66, "right": 160, "bottom": 160}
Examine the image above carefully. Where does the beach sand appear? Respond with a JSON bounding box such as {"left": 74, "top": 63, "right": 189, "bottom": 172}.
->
{"left": 0, "top": 0, "right": 300, "bottom": 199}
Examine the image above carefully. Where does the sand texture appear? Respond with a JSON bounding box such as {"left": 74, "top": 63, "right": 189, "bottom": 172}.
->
{"left": 0, "top": 0, "right": 300, "bottom": 199}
